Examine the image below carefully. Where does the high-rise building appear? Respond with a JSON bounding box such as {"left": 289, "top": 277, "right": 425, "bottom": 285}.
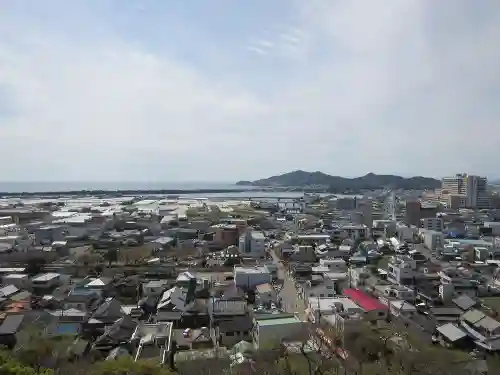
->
{"left": 441, "top": 173, "right": 490, "bottom": 209}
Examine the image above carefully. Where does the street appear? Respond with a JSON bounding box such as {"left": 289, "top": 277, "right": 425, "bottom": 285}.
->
{"left": 270, "top": 248, "right": 307, "bottom": 318}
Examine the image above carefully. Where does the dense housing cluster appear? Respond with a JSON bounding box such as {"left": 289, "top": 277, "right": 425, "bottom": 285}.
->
{"left": 0, "top": 179, "right": 499, "bottom": 373}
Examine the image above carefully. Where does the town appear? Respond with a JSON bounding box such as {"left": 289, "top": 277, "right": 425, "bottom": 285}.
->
{"left": 0, "top": 173, "right": 500, "bottom": 374}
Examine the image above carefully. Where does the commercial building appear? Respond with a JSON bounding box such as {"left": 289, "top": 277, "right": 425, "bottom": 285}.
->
{"left": 238, "top": 230, "right": 266, "bottom": 258}
{"left": 234, "top": 266, "right": 271, "bottom": 290}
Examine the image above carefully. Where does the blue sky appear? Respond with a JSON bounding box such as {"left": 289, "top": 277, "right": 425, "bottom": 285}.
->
{"left": 1, "top": 0, "right": 500, "bottom": 181}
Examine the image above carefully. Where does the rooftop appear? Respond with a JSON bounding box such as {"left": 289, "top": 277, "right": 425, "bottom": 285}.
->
{"left": 256, "top": 316, "right": 302, "bottom": 326}
{"left": 343, "top": 288, "right": 387, "bottom": 312}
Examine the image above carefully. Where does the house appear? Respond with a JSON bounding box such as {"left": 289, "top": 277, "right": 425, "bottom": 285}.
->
{"left": 435, "top": 323, "right": 468, "bottom": 348}
{"left": 211, "top": 314, "right": 253, "bottom": 346}
{"left": 343, "top": 288, "right": 388, "bottom": 320}
{"left": 452, "top": 294, "right": 478, "bottom": 311}
{"left": 306, "top": 297, "right": 363, "bottom": 325}
{"left": 31, "top": 272, "right": 61, "bottom": 291}
{"left": 429, "top": 307, "right": 463, "bottom": 323}
{"left": 255, "top": 283, "right": 277, "bottom": 305}
{"left": 319, "top": 258, "right": 347, "bottom": 272}
{"left": 143, "top": 280, "right": 169, "bottom": 297}
{"left": 387, "top": 300, "right": 417, "bottom": 318}
{"left": 92, "top": 298, "right": 125, "bottom": 323}
{"left": 302, "top": 277, "right": 336, "bottom": 300}
{"left": 0, "top": 285, "right": 19, "bottom": 299}
{"left": 380, "top": 285, "right": 415, "bottom": 301}
{"left": 63, "top": 289, "right": 100, "bottom": 312}
{"left": 84, "top": 277, "right": 112, "bottom": 290}
{"left": 460, "top": 309, "right": 500, "bottom": 349}
{"left": 2, "top": 274, "right": 30, "bottom": 290}
{"left": 93, "top": 315, "right": 138, "bottom": 349}
{"left": 253, "top": 314, "right": 305, "bottom": 349}
{"left": 48, "top": 308, "right": 87, "bottom": 322}
{"left": 0, "top": 314, "right": 24, "bottom": 349}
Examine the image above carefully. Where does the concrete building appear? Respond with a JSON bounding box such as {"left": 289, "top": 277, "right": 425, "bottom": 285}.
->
{"left": 421, "top": 230, "right": 444, "bottom": 250}
{"left": 387, "top": 256, "right": 416, "bottom": 285}
{"left": 238, "top": 230, "right": 266, "bottom": 258}
{"left": 253, "top": 314, "right": 305, "bottom": 349}
{"left": 420, "top": 217, "right": 444, "bottom": 232}
{"left": 441, "top": 174, "right": 490, "bottom": 209}
{"left": 212, "top": 224, "right": 239, "bottom": 247}
{"left": 234, "top": 266, "right": 271, "bottom": 290}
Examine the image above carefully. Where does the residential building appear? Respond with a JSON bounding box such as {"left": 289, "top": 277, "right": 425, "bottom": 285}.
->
{"left": 341, "top": 225, "right": 369, "bottom": 240}
{"left": 302, "top": 277, "right": 336, "bottom": 300}
{"left": 343, "top": 288, "right": 388, "bottom": 320}
{"left": 387, "top": 256, "right": 416, "bottom": 285}
{"left": 2, "top": 274, "right": 30, "bottom": 290}
{"left": 31, "top": 272, "right": 61, "bottom": 291}
{"left": 143, "top": 280, "right": 170, "bottom": 297}
{"left": 255, "top": 283, "right": 277, "bottom": 305}
{"left": 253, "top": 314, "right": 305, "bottom": 349}
{"left": 307, "top": 297, "right": 363, "bottom": 324}
{"left": 319, "top": 258, "right": 347, "bottom": 272}
{"left": 211, "top": 315, "right": 253, "bottom": 346}
{"left": 420, "top": 217, "right": 443, "bottom": 232}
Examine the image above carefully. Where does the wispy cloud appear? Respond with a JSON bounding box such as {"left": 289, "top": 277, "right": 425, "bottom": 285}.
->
{"left": 246, "top": 45, "right": 267, "bottom": 55}
{"left": 2, "top": 0, "right": 500, "bottom": 181}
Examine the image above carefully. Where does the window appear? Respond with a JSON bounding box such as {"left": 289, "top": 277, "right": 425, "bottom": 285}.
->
{"left": 226, "top": 332, "right": 234, "bottom": 336}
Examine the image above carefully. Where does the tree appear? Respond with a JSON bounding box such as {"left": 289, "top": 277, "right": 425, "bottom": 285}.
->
{"left": 0, "top": 352, "right": 54, "bottom": 375}
{"left": 88, "top": 357, "right": 173, "bottom": 375}
{"left": 103, "top": 248, "right": 118, "bottom": 267}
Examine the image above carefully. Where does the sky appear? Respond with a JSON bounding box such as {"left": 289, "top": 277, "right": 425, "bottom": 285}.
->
{"left": 1, "top": 0, "right": 500, "bottom": 182}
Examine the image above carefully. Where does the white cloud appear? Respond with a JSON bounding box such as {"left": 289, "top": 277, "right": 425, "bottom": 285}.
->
{"left": 1, "top": 0, "right": 500, "bottom": 182}
{"left": 246, "top": 45, "right": 267, "bottom": 55}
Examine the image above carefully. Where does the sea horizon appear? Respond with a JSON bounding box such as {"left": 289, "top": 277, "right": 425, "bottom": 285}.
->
{"left": 0, "top": 181, "right": 247, "bottom": 193}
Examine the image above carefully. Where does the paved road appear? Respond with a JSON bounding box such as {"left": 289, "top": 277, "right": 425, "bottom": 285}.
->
{"left": 270, "top": 248, "right": 307, "bottom": 318}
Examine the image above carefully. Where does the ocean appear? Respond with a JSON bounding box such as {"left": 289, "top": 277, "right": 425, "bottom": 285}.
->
{"left": 0, "top": 182, "right": 246, "bottom": 193}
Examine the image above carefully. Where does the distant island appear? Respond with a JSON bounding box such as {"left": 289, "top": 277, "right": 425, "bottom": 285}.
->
{"left": 236, "top": 170, "right": 440, "bottom": 193}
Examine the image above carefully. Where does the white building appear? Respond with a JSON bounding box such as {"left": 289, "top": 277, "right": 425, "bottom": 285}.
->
{"left": 420, "top": 218, "right": 443, "bottom": 232}
{"left": 234, "top": 266, "right": 271, "bottom": 290}
{"left": 387, "top": 256, "right": 416, "bottom": 285}
{"left": 31, "top": 272, "right": 61, "bottom": 290}
{"left": 421, "top": 229, "right": 444, "bottom": 250}
{"left": 307, "top": 297, "right": 363, "bottom": 324}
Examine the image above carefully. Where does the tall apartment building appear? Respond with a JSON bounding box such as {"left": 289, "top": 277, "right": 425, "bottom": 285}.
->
{"left": 441, "top": 173, "right": 490, "bottom": 209}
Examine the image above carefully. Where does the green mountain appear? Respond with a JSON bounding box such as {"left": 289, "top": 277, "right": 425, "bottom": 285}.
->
{"left": 236, "top": 170, "right": 440, "bottom": 192}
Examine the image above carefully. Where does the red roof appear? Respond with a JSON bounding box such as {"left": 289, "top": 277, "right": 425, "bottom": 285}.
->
{"left": 343, "top": 288, "right": 387, "bottom": 312}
